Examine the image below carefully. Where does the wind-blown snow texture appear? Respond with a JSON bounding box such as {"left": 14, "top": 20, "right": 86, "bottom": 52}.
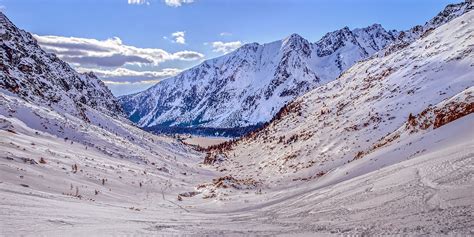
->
{"left": 0, "top": 2, "right": 473, "bottom": 235}
{"left": 120, "top": 1, "right": 472, "bottom": 131}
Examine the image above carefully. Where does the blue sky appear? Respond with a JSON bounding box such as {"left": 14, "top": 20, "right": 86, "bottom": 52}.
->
{"left": 0, "top": 0, "right": 460, "bottom": 95}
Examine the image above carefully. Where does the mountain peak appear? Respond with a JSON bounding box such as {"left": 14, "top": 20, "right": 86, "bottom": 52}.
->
{"left": 281, "top": 33, "right": 310, "bottom": 50}
{"left": 314, "top": 26, "right": 357, "bottom": 57}
{"left": 358, "top": 23, "right": 384, "bottom": 32}
{"left": 284, "top": 33, "right": 304, "bottom": 41}
{"left": 380, "top": 0, "right": 472, "bottom": 57}
{"left": 237, "top": 42, "right": 260, "bottom": 51}
{"left": 428, "top": 1, "right": 472, "bottom": 27}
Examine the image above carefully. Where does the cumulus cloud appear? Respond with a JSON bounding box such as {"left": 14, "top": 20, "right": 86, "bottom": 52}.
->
{"left": 164, "top": 0, "right": 194, "bottom": 7}
{"left": 211, "top": 41, "right": 242, "bottom": 54}
{"left": 34, "top": 35, "right": 204, "bottom": 67}
{"left": 77, "top": 67, "right": 182, "bottom": 84}
{"left": 128, "top": 0, "right": 150, "bottom": 5}
{"left": 171, "top": 31, "right": 186, "bottom": 44}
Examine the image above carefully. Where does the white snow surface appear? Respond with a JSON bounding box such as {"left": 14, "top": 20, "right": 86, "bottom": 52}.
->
{"left": 0, "top": 95, "right": 472, "bottom": 235}
{"left": 0, "top": 2, "right": 473, "bottom": 236}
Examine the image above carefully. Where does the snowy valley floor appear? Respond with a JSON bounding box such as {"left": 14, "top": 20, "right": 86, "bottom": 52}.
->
{"left": 0, "top": 113, "right": 473, "bottom": 235}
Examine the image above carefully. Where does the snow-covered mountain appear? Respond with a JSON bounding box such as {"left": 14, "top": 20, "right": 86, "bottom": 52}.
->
{"left": 382, "top": 0, "right": 473, "bottom": 56}
{"left": 121, "top": 1, "right": 472, "bottom": 133}
{"left": 120, "top": 25, "right": 398, "bottom": 131}
{"left": 0, "top": 12, "right": 122, "bottom": 119}
{"left": 203, "top": 4, "right": 474, "bottom": 185}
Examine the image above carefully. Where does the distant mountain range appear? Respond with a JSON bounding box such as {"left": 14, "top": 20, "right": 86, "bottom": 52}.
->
{"left": 120, "top": 23, "right": 399, "bottom": 135}
{"left": 119, "top": 1, "right": 471, "bottom": 137}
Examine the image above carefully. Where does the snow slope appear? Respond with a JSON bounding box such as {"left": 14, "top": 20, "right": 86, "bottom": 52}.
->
{"left": 0, "top": 99, "right": 472, "bottom": 235}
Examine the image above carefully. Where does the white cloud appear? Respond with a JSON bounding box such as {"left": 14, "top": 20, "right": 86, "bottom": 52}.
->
{"left": 171, "top": 31, "right": 186, "bottom": 44}
{"left": 164, "top": 0, "right": 194, "bottom": 7}
{"left": 77, "top": 67, "right": 181, "bottom": 84}
{"left": 219, "top": 32, "right": 232, "bottom": 37}
{"left": 128, "top": 0, "right": 150, "bottom": 5}
{"left": 211, "top": 41, "right": 242, "bottom": 54}
{"left": 34, "top": 34, "right": 204, "bottom": 67}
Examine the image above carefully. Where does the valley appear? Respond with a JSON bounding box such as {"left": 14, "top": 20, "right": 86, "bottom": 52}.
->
{"left": 1, "top": 105, "right": 472, "bottom": 235}
{"left": 0, "top": 1, "right": 473, "bottom": 235}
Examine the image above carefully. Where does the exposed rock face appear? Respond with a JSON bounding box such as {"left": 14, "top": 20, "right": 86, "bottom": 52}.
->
{"left": 0, "top": 13, "right": 122, "bottom": 119}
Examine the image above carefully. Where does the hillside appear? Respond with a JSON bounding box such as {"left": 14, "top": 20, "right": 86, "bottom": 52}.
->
{"left": 203, "top": 4, "right": 473, "bottom": 203}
